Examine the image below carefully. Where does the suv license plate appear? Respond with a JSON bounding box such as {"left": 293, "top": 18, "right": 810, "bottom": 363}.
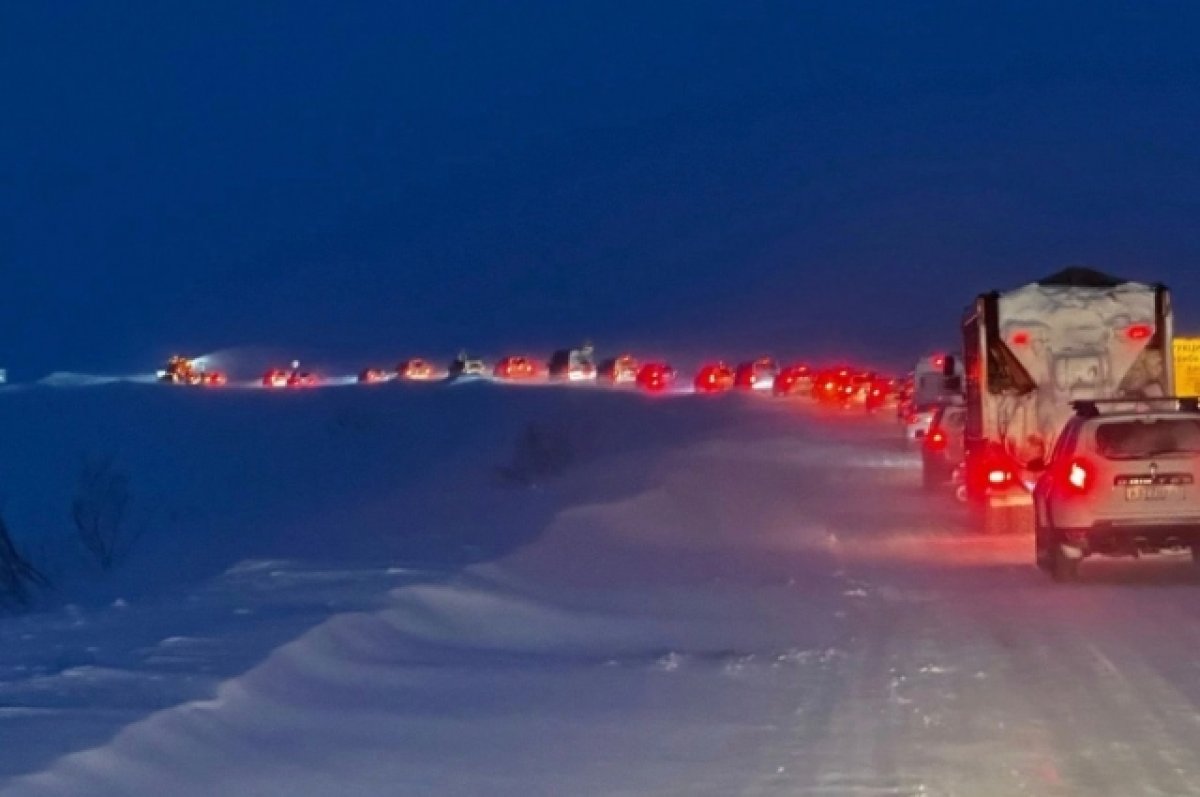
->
{"left": 1125, "top": 486, "right": 1178, "bottom": 501}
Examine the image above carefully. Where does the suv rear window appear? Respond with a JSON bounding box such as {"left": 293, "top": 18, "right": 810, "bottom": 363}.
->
{"left": 1094, "top": 419, "right": 1200, "bottom": 460}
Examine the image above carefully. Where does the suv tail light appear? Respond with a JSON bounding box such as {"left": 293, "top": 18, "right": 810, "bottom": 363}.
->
{"left": 925, "top": 429, "right": 948, "bottom": 452}
{"left": 1064, "top": 457, "right": 1094, "bottom": 494}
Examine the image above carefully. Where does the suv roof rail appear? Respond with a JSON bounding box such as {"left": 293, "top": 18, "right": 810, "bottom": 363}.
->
{"left": 1071, "top": 397, "right": 1200, "bottom": 417}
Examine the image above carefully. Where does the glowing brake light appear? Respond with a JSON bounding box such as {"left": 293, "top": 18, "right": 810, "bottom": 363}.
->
{"left": 1065, "top": 458, "right": 1094, "bottom": 494}
{"left": 1125, "top": 324, "right": 1153, "bottom": 341}
{"left": 1011, "top": 330, "right": 1030, "bottom": 346}
{"left": 987, "top": 469, "right": 1012, "bottom": 486}
{"left": 925, "top": 430, "right": 947, "bottom": 452}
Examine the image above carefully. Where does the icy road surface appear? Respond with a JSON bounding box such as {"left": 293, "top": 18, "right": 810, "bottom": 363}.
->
{"left": 4, "top": 390, "right": 1200, "bottom": 796}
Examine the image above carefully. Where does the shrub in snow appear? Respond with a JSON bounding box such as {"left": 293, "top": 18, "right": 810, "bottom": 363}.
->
{"left": 497, "top": 421, "right": 575, "bottom": 486}
{"left": 0, "top": 513, "right": 50, "bottom": 608}
{"left": 71, "top": 456, "right": 139, "bottom": 570}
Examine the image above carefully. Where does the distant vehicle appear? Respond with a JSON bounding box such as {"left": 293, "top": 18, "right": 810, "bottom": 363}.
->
{"left": 358, "top": 368, "right": 389, "bottom": 384}
{"left": 864, "top": 376, "right": 896, "bottom": 412}
{"left": 812, "top": 368, "right": 848, "bottom": 405}
{"left": 694, "top": 362, "right": 735, "bottom": 393}
{"left": 842, "top": 371, "right": 875, "bottom": 406}
{"left": 263, "top": 361, "right": 317, "bottom": 388}
{"left": 1033, "top": 398, "right": 1200, "bottom": 581}
{"left": 636, "top": 362, "right": 675, "bottom": 393}
{"left": 895, "top": 374, "right": 916, "bottom": 420}
{"left": 734, "top": 358, "right": 779, "bottom": 390}
{"left": 397, "top": 358, "right": 439, "bottom": 381}
{"left": 962, "top": 267, "right": 1174, "bottom": 533}
{"left": 772, "top": 364, "right": 813, "bottom": 397}
{"left": 158, "top": 355, "right": 227, "bottom": 386}
{"left": 549, "top": 343, "right": 597, "bottom": 381}
{"left": 448, "top": 351, "right": 488, "bottom": 379}
{"left": 812, "top": 366, "right": 865, "bottom": 408}
{"left": 598, "top": 354, "right": 639, "bottom": 384}
{"left": 905, "top": 398, "right": 958, "bottom": 442}
{"left": 922, "top": 404, "right": 967, "bottom": 489}
{"left": 912, "top": 353, "right": 963, "bottom": 409}
{"left": 494, "top": 355, "right": 543, "bottom": 380}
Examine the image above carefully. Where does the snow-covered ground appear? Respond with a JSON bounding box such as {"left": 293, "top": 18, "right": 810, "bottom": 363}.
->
{"left": 2, "top": 382, "right": 1200, "bottom": 796}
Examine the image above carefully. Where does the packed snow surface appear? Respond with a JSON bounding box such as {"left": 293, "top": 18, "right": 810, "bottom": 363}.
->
{"left": 2, "top": 381, "right": 1200, "bottom": 796}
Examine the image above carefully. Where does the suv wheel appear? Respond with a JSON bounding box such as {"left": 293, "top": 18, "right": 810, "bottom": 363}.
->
{"left": 1051, "top": 548, "right": 1080, "bottom": 582}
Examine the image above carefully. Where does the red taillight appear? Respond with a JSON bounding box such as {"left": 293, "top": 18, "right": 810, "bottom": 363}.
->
{"left": 1126, "top": 324, "right": 1153, "bottom": 341}
{"left": 1011, "top": 330, "right": 1030, "bottom": 346}
{"left": 925, "top": 430, "right": 947, "bottom": 452}
{"left": 987, "top": 468, "right": 1013, "bottom": 486}
{"left": 1065, "top": 458, "right": 1094, "bottom": 494}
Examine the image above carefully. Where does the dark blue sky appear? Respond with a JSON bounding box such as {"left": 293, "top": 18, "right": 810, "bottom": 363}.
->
{"left": 3, "top": 2, "right": 1200, "bottom": 374}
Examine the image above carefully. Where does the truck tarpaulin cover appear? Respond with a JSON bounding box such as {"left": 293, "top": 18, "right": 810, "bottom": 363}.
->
{"left": 995, "top": 275, "right": 1164, "bottom": 464}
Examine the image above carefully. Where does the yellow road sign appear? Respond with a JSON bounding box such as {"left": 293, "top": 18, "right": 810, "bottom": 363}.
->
{"left": 1174, "top": 337, "right": 1200, "bottom": 397}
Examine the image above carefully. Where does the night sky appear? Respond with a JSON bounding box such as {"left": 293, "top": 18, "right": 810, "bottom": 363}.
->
{"left": 3, "top": 2, "right": 1200, "bottom": 375}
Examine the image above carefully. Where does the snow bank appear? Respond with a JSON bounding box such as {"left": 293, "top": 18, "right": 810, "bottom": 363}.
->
{"left": 1, "top": 383, "right": 860, "bottom": 795}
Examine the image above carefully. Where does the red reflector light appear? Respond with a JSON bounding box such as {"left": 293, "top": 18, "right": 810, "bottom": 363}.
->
{"left": 1126, "top": 324, "right": 1153, "bottom": 341}
{"left": 1011, "top": 330, "right": 1030, "bottom": 346}
{"left": 925, "top": 430, "right": 947, "bottom": 451}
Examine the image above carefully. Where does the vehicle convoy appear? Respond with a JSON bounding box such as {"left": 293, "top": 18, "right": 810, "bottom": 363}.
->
{"left": 158, "top": 355, "right": 227, "bottom": 386}
{"left": 598, "top": 354, "right": 639, "bottom": 384}
{"left": 1034, "top": 399, "right": 1200, "bottom": 581}
{"left": 549, "top": 343, "right": 597, "bottom": 381}
{"left": 961, "top": 267, "right": 1174, "bottom": 532}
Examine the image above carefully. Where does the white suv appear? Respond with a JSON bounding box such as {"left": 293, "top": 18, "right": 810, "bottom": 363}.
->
{"left": 1033, "top": 399, "right": 1200, "bottom": 581}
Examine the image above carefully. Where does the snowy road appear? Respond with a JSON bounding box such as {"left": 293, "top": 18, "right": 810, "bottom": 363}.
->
{"left": 4, "top": 394, "right": 1200, "bottom": 796}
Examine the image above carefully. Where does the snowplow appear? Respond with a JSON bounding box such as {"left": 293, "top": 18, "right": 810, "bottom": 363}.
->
{"left": 158, "top": 356, "right": 227, "bottom": 386}
{"left": 961, "top": 267, "right": 1174, "bottom": 532}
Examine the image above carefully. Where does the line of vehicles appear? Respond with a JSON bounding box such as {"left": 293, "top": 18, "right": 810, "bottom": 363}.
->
{"left": 910, "top": 267, "right": 1200, "bottom": 581}
{"left": 124, "top": 265, "right": 1200, "bottom": 582}
{"left": 154, "top": 345, "right": 901, "bottom": 403}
